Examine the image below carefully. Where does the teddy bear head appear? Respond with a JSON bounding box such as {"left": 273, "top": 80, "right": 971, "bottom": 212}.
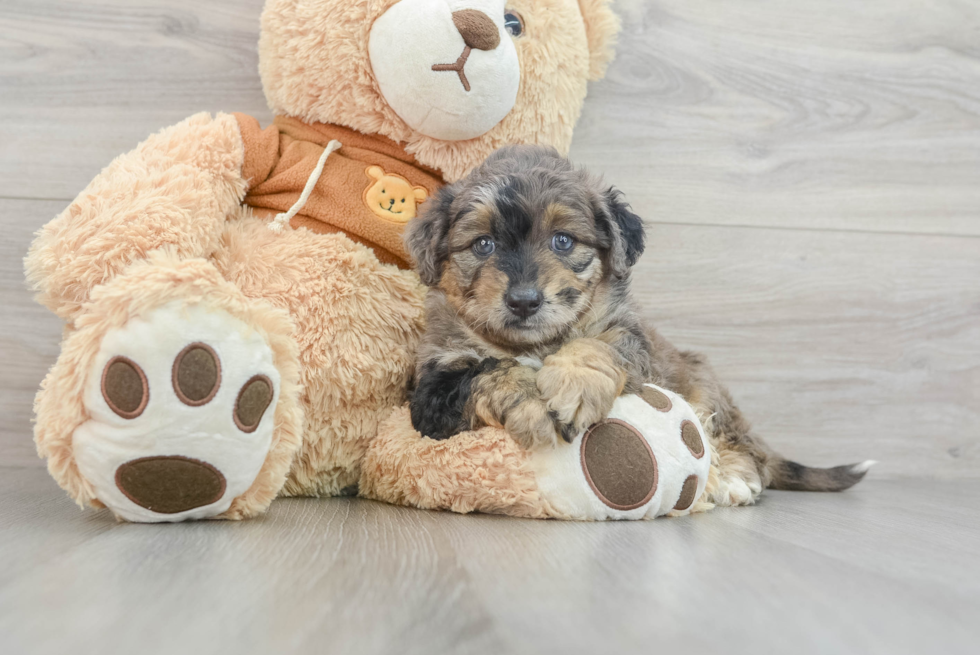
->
{"left": 259, "top": 0, "right": 619, "bottom": 181}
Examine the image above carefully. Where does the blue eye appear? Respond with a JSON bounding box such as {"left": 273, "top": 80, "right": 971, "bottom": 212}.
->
{"left": 551, "top": 233, "right": 574, "bottom": 252}
{"left": 504, "top": 11, "right": 524, "bottom": 37}
{"left": 473, "top": 236, "right": 495, "bottom": 256}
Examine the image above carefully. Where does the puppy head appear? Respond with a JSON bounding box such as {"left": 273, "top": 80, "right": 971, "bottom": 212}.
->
{"left": 406, "top": 145, "right": 644, "bottom": 347}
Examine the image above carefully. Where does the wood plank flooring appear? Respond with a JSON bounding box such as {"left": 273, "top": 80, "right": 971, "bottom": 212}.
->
{"left": 1, "top": 1, "right": 979, "bottom": 653}
{"left": 0, "top": 469, "right": 978, "bottom": 655}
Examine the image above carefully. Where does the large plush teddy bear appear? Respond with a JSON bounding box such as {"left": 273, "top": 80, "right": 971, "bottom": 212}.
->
{"left": 25, "top": 0, "right": 627, "bottom": 522}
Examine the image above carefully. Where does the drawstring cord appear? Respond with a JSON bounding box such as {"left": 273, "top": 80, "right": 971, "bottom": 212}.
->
{"left": 268, "top": 139, "right": 343, "bottom": 233}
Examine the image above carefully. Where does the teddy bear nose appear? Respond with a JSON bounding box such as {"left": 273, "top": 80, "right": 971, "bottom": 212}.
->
{"left": 452, "top": 9, "right": 500, "bottom": 51}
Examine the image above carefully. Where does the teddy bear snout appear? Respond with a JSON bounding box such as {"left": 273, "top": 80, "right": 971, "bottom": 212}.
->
{"left": 368, "top": 0, "right": 520, "bottom": 140}
{"left": 451, "top": 9, "right": 500, "bottom": 51}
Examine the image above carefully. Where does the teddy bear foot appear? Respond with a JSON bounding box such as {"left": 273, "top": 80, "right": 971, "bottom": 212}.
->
{"left": 73, "top": 301, "right": 282, "bottom": 522}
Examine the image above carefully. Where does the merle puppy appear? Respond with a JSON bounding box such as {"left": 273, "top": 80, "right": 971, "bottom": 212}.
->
{"left": 404, "top": 145, "right": 869, "bottom": 505}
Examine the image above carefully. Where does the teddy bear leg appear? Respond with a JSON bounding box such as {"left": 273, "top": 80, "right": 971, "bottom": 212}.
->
{"left": 361, "top": 407, "right": 554, "bottom": 518}
{"left": 211, "top": 218, "right": 430, "bottom": 498}
{"left": 34, "top": 253, "right": 303, "bottom": 522}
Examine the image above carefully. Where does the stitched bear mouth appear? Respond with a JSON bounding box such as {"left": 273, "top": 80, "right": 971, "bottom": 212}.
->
{"left": 432, "top": 46, "right": 473, "bottom": 92}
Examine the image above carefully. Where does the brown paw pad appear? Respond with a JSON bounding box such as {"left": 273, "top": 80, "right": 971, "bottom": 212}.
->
{"left": 580, "top": 419, "right": 658, "bottom": 511}
{"left": 102, "top": 356, "right": 149, "bottom": 419}
{"left": 115, "top": 455, "right": 226, "bottom": 514}
{"left": 680, "top": 420, "right": 705, "bottom": 459}
{"left": 674, "top": 474, "right": 700, "bottom": 511}
{"left": 172, "top": 343, "right": 221, "bottom": 406}
{"left": 638, "top": 386, "right": 672, "bottom": 412}
{"left": 234, "top": 375, "right": 274, "bottom": 433}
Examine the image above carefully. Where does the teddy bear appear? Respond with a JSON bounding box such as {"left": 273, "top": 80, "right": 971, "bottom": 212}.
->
{"left": 24, "top": 0, "right": 624, "bottom": 522}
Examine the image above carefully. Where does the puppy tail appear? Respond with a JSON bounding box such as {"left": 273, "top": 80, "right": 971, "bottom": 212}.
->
{"left": 766, "top": 457, "right": 876, "bottom": 492}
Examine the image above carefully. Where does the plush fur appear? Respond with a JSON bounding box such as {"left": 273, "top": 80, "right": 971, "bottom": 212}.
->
{"left": 25, "top": 0, "right": 621, "bottom": 520}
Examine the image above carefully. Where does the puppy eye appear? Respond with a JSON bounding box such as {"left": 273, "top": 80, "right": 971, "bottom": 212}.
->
{"left": 473, "top": 236, "right": 496, "bottom": 257}
{"left": 504, "top": 11, "right": 524, "bottom": 37}
{"left": 551, "top": 233, "right": 574, "bottom": 253}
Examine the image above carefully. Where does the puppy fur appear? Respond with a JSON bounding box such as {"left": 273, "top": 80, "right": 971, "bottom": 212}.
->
{"left": 405, "top": 145, "right": 870, "bottom": 505}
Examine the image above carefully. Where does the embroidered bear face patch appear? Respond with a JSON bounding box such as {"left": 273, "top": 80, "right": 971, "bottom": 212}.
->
{"left": 363, "top": 165, "right": 429, "bottom": 223}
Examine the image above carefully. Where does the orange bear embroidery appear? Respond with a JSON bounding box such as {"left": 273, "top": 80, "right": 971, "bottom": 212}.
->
{"left": 363, "top": 165, "right": 429, "bottom": 224}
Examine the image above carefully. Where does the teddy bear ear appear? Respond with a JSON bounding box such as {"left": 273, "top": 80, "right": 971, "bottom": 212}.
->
{"left": 578, "top": 0, "right": 622, "bottom": 81}
{"left": 413, "top": 186, "right": 429, "bottom": 202}
{"left": 366, "top": 166, "right": 385, "bottom": 181}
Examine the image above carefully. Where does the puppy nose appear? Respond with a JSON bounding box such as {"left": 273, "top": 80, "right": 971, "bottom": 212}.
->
{"left": 505, "top": 287, "right": 544, "bottom": 319}
{"left": 452, "top": 9, "right": 500, "bottom": 51}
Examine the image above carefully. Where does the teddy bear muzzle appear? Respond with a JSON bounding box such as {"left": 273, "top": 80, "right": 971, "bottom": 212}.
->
{"left": 368, "top": 0, "right": 520, "bottom": 141}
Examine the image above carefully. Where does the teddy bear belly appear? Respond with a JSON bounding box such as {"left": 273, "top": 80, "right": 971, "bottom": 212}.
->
{"left": 213, "top": 214, "right": 428, "bottom": 496}
{"left": 246, "top": 207, "right": 411, "bottom": 269}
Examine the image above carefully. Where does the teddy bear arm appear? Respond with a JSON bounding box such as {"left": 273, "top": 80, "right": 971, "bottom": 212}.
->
{"left": 25, "top": 112, "right": 250, "bottom": 323}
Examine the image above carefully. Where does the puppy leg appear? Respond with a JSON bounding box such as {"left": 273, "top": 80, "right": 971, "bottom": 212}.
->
{"left": 536, "top": 338, "right": 628, "bottom": 435}
{"left": 702, "top": 417, "right": 769, "bottom": 507}
{"left": 469, "top": 360, "right": 567, "bottom": 449}
{"left": 680, "top": 354, "right": 769, "bottom": 507}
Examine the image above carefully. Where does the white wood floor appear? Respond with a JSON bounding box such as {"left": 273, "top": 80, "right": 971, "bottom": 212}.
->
{"left": 1, "top": 1, "right": 978, "bottom": 653}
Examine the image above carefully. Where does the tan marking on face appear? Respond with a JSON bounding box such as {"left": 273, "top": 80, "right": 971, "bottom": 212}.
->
{"left": 544, "top": 202, "right": 593, "bottom": 239}
{"left": 448, "top": 204, "right": 493, "bottom": 253}
{"left": 440, "top": 249, "right": 511, "bottom": 344}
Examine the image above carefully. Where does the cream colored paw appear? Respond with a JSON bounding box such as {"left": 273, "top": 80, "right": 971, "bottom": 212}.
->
{"left": 502, "top": 398, "right": 564, "bottom": 450}
{"left": 709, "top": 471, "right": 763, "bottom": 507}
{"left": 74, "top": 301, "right": 280, "bottom": 522}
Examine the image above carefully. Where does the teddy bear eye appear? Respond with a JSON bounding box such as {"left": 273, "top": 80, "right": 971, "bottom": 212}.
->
{"left": 504, "top": 11, "right": 524, "bottom": 37}
{"left": 473, "top": 236, "right": 496, "bottom": 256}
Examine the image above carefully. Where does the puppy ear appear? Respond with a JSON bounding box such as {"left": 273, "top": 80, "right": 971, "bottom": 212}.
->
{"left": 405, "top": 185, "right": 455, "bottom": 286}
{"left": 594, "top": 186, "right": 645, "bottom": 277}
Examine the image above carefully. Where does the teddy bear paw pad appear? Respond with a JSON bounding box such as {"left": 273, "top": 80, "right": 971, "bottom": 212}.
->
{"left": 74, "top": 301, "right": 280, "bottom": 522}
{"left": 527, "top": 384, "right": 712, "bottom": 521}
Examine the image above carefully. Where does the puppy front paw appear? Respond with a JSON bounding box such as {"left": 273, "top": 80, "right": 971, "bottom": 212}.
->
{"left": 468, "top": 359, "right": 570, "bottom": 449}
{"left": 537, "top": 339, "right": 628, "bottom": 434}
{"left": 502, "top": 397, "right": 570, "bottom": 450}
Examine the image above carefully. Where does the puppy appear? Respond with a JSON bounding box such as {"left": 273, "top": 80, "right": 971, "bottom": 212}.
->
{"left": 404, "top": 145, "right": 870, "bottom": 506}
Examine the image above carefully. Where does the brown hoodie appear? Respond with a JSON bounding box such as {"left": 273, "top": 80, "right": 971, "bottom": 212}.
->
{"left": 234, "top": 114, "right": 444, "bottom": 268}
